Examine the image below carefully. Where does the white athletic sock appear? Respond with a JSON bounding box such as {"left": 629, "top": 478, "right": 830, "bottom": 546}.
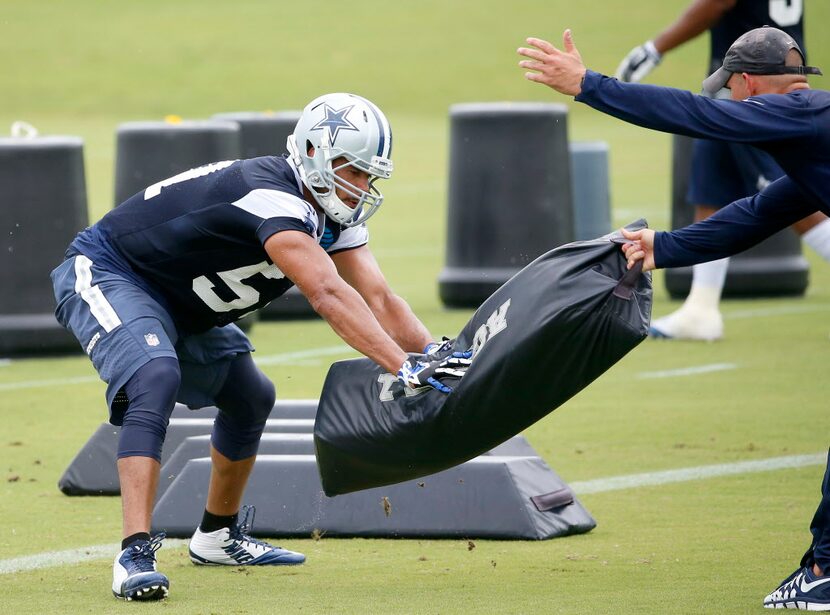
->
{"left": 685, "top": 257, "right": 730, "bottom": 310}
{"left": 802, "top": 219, "right": 830, "bottom": 262}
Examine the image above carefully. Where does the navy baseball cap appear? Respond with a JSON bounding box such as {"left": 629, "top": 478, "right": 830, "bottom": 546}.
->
{"left": 703, "top": 26, "right": 822, "bottom": 95}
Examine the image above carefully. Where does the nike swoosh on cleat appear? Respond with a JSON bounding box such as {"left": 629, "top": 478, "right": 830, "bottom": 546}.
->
{"left": 800, "top": 576, "right": 830, "bottom": 592}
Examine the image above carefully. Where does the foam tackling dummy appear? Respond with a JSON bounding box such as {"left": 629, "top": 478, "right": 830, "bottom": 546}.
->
{"left": 315, "top": 221, "right": 653, "bottom": 495}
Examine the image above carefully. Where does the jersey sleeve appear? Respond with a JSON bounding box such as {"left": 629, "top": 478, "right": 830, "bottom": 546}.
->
{"left": 326, "top": 223, "right": 369, "bottom": 254}
{"left": 575, "top": 70, "right": 817, "bottom": 144}
{"left": 230, "top": 188, "right": 319, "bottom": 245}
{"left": 654, "top": 177, "right": 819, "bottom": 268}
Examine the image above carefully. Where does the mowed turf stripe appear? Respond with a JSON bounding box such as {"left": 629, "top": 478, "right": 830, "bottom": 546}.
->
{"left": 636, "top": 363, "right": 738, "bottom": 379}
{"left": 1, "top": 453, "right": 824, "bottom": 575}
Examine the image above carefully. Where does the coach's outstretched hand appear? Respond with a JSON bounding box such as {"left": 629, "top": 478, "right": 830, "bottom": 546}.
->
{"left": 398, "top": 351, "right": 473, "bottom": 394}
{"left": 620, "top": 227, "right": 657, "bottom": 271}
{"left": 518, "top": 29, "right": 587, "bottom": 96}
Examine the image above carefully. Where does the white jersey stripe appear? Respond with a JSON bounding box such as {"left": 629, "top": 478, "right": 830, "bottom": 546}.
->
{"left": 81, "top": 286, "right": 122, "bottom": 332}
{"left": 73, "top": 255, "right": 122, "bottom": 333}
{"left": 327, "top": 224, "right": 368, "bottom": 253}
{"left": 232, "top": 188, "right": 314, "bottom": 223}
{"left": 73, "top": 254, "right": 93, "bottom": 294}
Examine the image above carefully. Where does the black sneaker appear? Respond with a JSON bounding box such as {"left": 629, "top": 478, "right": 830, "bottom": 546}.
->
{"left": 763, "top": 566, "right": 830, "bottom": 610}
{"left": 111, "top": 533, "right": 169, "bottom": 601}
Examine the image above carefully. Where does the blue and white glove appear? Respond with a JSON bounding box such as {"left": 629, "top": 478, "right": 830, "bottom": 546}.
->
{"left": 614, "top": 40, "right": 662, "bottom": 83}
{"left": 398, "top": 351, "right": 473, "bottom": 394}
{"left": 423, "top": 337, "right": 454, "bottom": 356}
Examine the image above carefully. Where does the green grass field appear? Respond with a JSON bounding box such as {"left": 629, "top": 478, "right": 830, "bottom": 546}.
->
{"left": 3, "top": 1, "right": 830, "bottom": 612}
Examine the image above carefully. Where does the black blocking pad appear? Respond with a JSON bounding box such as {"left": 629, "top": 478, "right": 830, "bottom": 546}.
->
{"left": 152, "top": 454, "right": 595, "bottom": 540}
{"left": 315, "top": 222, "right": 653, "bottom": 496}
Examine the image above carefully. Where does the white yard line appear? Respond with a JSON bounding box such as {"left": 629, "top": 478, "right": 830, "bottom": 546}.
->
{"left": 3, "top": 302, "right": 821, "bottom": 390}
{"left": 571, "top": 452, "right": 825, "bottom": 495}
{"left": 254, "top": 345, "right": 355, "bottom": 366}
{"left": 1, "top": 452, "right": 824, "bottom": 575}
{"left": 724, "top": 305, "right": 830, "bottom": 320}
{"left": 0, "top": 539, "right": 187, "bottom": 575}
{"left": 0, "top": 375, "right": 99, "bottom": 392}
{"left": 636, "top": 363, "right": 738, "bottom": 379}
{"left": 0, "top": 346, "right": 357, "bottom": 392}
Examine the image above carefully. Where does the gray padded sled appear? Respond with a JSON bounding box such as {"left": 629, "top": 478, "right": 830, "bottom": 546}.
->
{"left": 170, "top": 399, "right": 317, "bottom": 420}
{"left": 154, "top": 433, "right": 539, "bottom": 501}
{"left": 152, "top": 454, "right": 595, "bottom": 540}
{"left": 59, "top": 414, "right": 314, "bottom": 495}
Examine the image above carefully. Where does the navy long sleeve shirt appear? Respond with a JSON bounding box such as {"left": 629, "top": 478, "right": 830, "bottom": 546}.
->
{"left": 574, "top": 70, "right": 830, "bottom": 268}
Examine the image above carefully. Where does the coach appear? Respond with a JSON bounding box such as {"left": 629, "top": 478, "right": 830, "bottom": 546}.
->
{"left": 518, "top": 26, "right": 830, "bottom": 610}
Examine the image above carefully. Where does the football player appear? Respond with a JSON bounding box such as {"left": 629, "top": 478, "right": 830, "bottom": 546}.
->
{"left": 51, "top": 92, "right": 470, "bottom": 600}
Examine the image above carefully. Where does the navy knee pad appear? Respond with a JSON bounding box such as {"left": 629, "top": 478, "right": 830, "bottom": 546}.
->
{"left": 117, "top": 357, "right": 181, "bottom": 462}
{"left": 211, "top": 353, "right": 275, "bottom": 461}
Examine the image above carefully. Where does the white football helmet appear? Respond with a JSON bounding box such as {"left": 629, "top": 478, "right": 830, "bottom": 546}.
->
{"left": 287, "top": 93, "right": 393, "bottom": 227}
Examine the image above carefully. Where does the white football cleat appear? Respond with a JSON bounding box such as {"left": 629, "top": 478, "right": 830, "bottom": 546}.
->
{"left": 189, "top": 506, "right": 306, "bottom": 566}
{"left": 649, "top": 305, "right": 724, "bottom": 341}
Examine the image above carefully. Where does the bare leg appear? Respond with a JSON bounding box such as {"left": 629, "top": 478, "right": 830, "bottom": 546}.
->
{"left": 118, "top": 456, "right": 161, "bottom": 537}
{"left": 205, "top": 446, "right": 256, "bottom": 516}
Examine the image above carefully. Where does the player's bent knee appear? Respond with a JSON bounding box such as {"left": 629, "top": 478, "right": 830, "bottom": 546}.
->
{"left": 211, "top": 355, "right": 275, "bottom": 461}
{"left": 117, "top": 357, "right": 181, "bottom": 462}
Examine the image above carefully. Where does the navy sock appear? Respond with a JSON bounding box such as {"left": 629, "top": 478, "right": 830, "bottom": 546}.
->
{"left": 200, "top": 510, "right": 238, "bottom": 533}
{"left": 122, "top": 532, "right": 151, "bottom": 550}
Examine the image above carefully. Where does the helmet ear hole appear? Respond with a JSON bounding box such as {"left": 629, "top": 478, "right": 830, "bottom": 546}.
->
{"left": 305, "top": 140, "right": 314, "bottom": 156}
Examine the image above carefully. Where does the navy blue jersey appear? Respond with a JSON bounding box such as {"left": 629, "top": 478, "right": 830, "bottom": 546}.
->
{"left": 66, "top": 156, "right": 368, "bottom": 333}
{"left": 710, "top": 0, "right": 805, "bottom": 71}
{"left": 575, "top": 70, "right": 830, "bottom": 267}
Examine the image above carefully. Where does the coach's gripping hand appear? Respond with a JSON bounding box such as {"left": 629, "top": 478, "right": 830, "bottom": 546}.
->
{"left": 518, "top": 29, "right": 586, "bottom": 96}
{"left": 398, "top": 351, "right": 473, "bottom": 394}
{"left": 614, "top": 41, "right": 662, "bottom": 83}
{"left": 620, "top": 228, "right": 657, "bottom": 271}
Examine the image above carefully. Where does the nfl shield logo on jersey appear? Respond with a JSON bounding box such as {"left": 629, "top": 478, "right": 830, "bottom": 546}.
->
{"left": 144, "top": 333, "right": 160, "bottom": 347}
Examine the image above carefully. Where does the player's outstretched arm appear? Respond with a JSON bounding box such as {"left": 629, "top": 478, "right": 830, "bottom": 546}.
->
{"left": 330, "top": 245, "right": 433, "bottom": 353}
{"left": 620, "top": 228, "right": 656, "bottom": 271}
{"left": 265, "top": 231, "right": 469, "bottom": 393}
{"left": 616, "top": 0, "right": 737, "bottom": 82}
{"left": 518, "top": 30, "right": 586, "bottom": 96}
{"left": 265, "top": 230, "right": 409, "bottom": 375}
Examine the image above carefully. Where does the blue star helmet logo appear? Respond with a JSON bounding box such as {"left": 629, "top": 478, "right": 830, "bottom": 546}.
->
{"left": 310, "top": 104, "right": 359, "bottom": 146}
